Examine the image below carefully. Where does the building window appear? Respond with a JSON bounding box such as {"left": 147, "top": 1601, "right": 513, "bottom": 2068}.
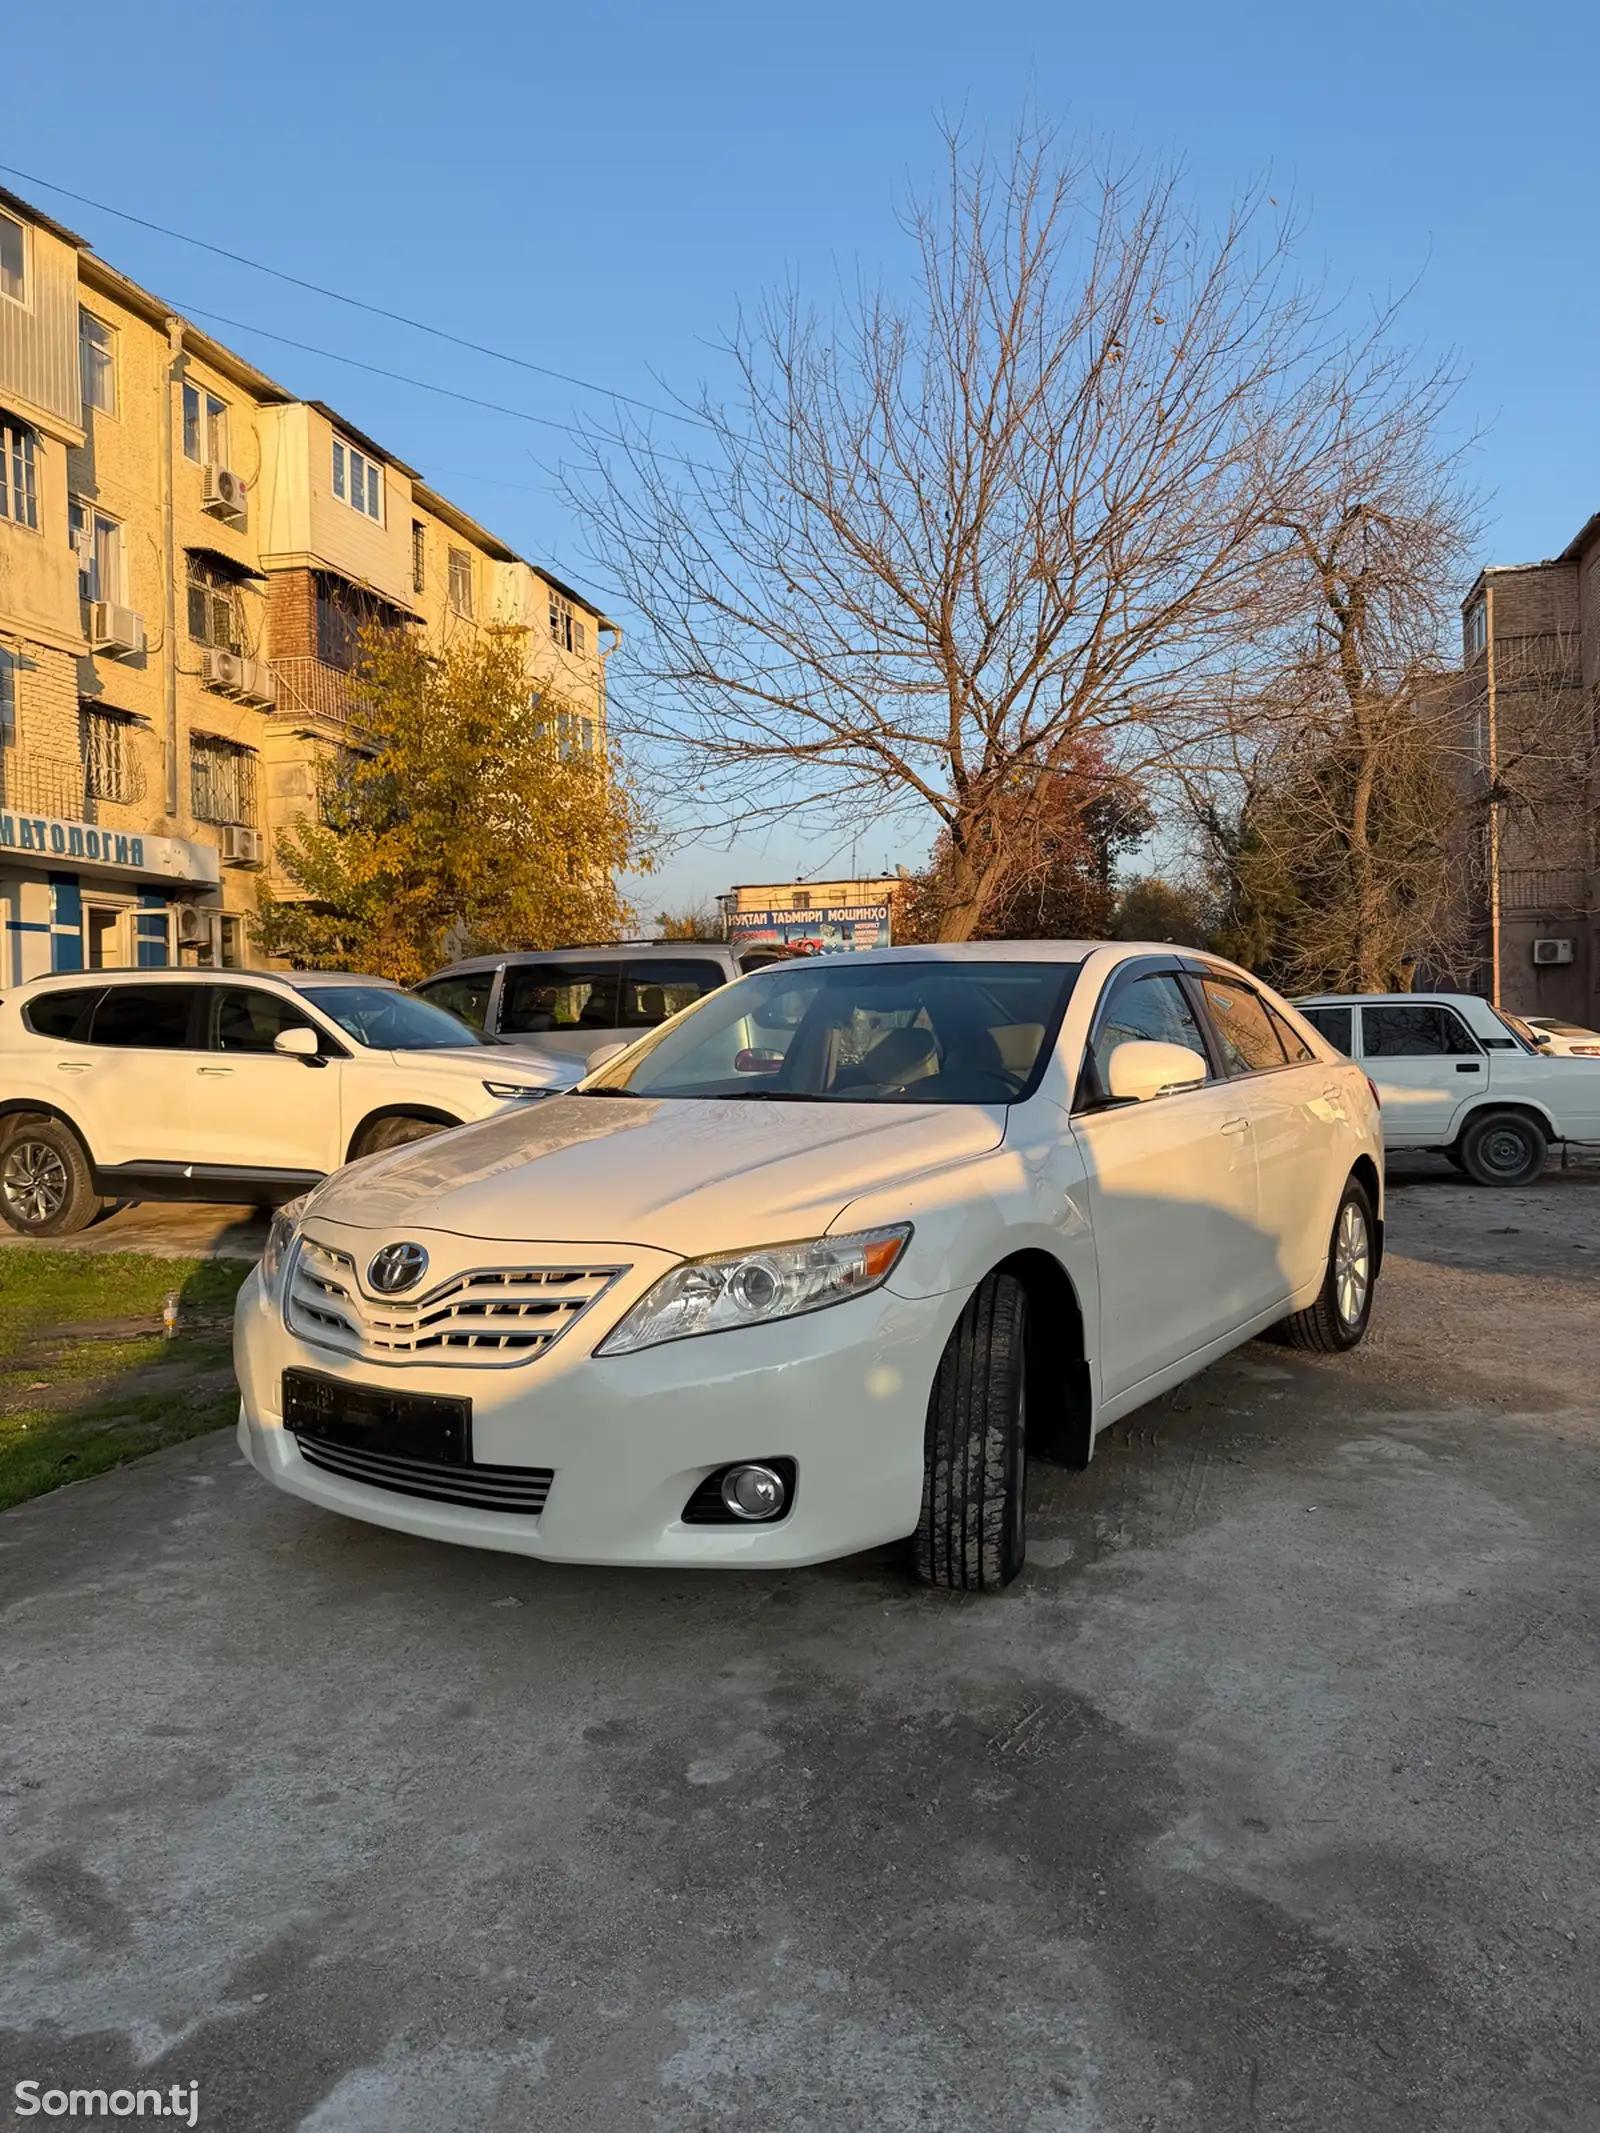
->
{"left": 79, "top": 311, "right": 117, "bottom": 415}
{"left": 0, "top": 212, "right": 24, "bottom": 304}
{"left": 190, "top": 734, "right": 259, "bottom": 826}
{"left": 548, "top": 589, "right": 586, "bottom": 655}
{"left": 182, "top": 382, "right": 230, "bottom": 466}
{"left": 186, "top": 558, "right": 240, "bottom": 651}
{"left": 411, "top": 520, "right": 426, "bottom": 594}
{"left": 0, "top": 647, "right": 15, "bottom": 740}
{"left": 332, "top": 437, "right": 382, "bottom": 521}
{"left": 71, "top": 501, "right": 123, "bottom": 605}
{"left": 0, "top": 415, "right": 38, "bottom": 528}
{"left": 1464, "top": 596, "right": 1487, "bottom": 660}
{"left": 82, "top": 707, "right": 139, "bottom": 803}
{"left": 315, "top": 576, "right": 387, "bottom": 672}
{"left": 791, "top": 891, "right": 812, "bottom": 912}
{"left": 448, "top": 548, "right": 474, "bottom": 618}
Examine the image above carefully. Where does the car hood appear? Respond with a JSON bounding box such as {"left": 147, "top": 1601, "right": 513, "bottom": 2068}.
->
{"left": 304, "top": 1094, "right": 1006, "bottom": 1252}
{"left": 380, "top": 1046, "right": 576, "bottom": 1089}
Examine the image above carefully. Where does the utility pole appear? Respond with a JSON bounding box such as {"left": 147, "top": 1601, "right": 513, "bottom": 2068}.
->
{"left": 1485, "top": 578, "right": 1501, "bottom": 1007}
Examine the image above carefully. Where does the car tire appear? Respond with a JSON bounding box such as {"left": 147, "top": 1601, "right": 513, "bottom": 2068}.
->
{"left": 0, "top": 1115, "right": 104, "bottom": 1237}
{"left": 352, "top": 1114, "right": 451, "bottom": 1159}
{"left": 1274, "top": 1176, "right": 1377, "bottom": 1354}
{"left": 912, "top": 1270, "right": 1028, "bottom": 1592}
{"left": 1456, "top": 1110, "right": 1547, "bottom": 1187}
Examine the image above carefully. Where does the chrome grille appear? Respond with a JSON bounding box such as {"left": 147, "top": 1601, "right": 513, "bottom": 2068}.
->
{"left": 295, "top": 1435, "right": 553, "bottom": 1513}
{"left": 286, "top": 1237, "right": 626, "bottom": 1367}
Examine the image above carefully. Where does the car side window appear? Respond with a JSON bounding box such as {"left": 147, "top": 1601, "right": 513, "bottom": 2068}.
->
{"left": 88, "top": 984, "right": 206, "bottom": 1050}
{"left": 499, "top": 962, "right": 622, "bottom": 1035}
{"left": 619, "top": 959, "right": 724, "bottom": 1029}
{"left": 23, "top": 988, "right": 103, "bottom": 1042}
{"left": 1362, "top": 1005, "right": 1480, "bottom": 1058}
{"left": 1266, "top": 1001, "right": 1317, "bottom": 1063}
{"left": 1300, "top": 1005, "right": 1353, "bottom": 1055}
{"left": 416, "top": 972, "right": 493, "bottom": 1033}
{"left": 1090, "top": 973, "right": 1212, "bottom": 1091}
{"left": 1197, "top": 975, "right": 1289, "bottom": 1077}
{"left": 213, "top": 987, "right": 333, "bottom": 1055}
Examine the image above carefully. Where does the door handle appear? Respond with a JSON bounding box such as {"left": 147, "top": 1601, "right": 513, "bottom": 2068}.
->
{"left": 56, "top": 1061, "right": 93, "bottom": 1074}
{"left": 1455, "top": 1062, "right": 1482, "bottom": 1074}
{"left": 1221, "top": 1116, "right": 1250, "bottom": 1136}
{"left": 196, "top": 1066, "right": 234, "bottom": 1077}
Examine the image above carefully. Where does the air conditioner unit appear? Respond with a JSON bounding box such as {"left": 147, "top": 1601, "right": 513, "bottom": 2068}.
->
{"left": 176, "top": 904, "right": 218, "bottom": 948}
{"left": 89, "top": 601, "right": 147, "bottom": 657}
{"left": 220, "top": 825, "right": 265, "bottom": 867}
{"left": 203, "top": 464, "right": 248, "bottom": 525}
{"left": 1533, "top": 938, "right": 1575, "bottom": 966}
{"left": 236, "top": 658, "right": 278, "bottom": 708}
{"left": 200, "top": 646, "right": 245, "bottom": 695}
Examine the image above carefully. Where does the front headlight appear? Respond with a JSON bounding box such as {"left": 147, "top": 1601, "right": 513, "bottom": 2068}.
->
{"left": 260, "top": 1193, "right": 308, "bottom": 1305}
{"left": 595, "top": 1224, "right": 911, "bottom": 1357}
{"left": 483, "top": 1080, "right": 547, "bottom": 1100}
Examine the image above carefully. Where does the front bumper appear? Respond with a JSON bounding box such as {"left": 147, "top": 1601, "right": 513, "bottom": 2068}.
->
{"left": 233, "top": 1237, "right": 958, "bottom": 1569}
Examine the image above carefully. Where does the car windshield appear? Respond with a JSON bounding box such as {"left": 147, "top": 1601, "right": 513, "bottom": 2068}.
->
{"left": 300, "top": 986, "right": 485, "bottom": 1050}
{"left": 581, "top": 959, "right": 1079, "bottom": 1104}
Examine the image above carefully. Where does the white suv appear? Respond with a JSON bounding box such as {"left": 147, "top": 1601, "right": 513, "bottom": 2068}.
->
{"left": 0, "top": 970, "right": 558, "bottom": 1237}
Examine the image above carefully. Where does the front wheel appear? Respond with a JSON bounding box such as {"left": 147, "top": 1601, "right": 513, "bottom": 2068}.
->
{"left": 1457, "top": 1110, "right": 1547, "bottom": 1187}
{"left": 912, "top": 1271, "right": 1028, "bottom": 1591}
{"left": 1273, "top": 1177, "right": 1377, "bottom": 1354}
{"left": 0, "top": 1116, "right": 104, "bottom": 1236}
{"left": 351, "top": 1113, "right": 451, "bottom": 1160}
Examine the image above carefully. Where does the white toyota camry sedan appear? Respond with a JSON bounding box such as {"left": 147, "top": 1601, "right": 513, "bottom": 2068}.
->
{"left": 234, "top": 943, "right": 1383, "bottom": 1590}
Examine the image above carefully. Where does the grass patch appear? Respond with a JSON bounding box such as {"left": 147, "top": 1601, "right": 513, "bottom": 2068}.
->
{"left": 0, "top": 1252, "right": 251, "bottom": 1512}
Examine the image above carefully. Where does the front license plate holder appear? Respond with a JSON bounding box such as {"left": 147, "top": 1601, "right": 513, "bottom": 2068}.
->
{"left": 282, "top": 1368, "right": 471, "bottom": 1464}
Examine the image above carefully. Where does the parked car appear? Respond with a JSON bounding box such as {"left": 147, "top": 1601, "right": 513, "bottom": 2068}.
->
{"left": 1526, "top": 1015, "right": 1600, "bottom": 1058}
{"left": 0, "top": 970, "right": 559, "bottom": 1237}
{"left": 415, "top": 942, "right": 748, "bottom": 1070}
{"left": 1295, "top": 990, "right": 1600, "bottom": 1184}
{"left": 236, "top": 943, "right": 1383, "bottom": 1590}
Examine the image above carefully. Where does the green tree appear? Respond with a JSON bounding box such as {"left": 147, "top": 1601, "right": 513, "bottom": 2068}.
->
{"left": 1113, "top": 876, "right": 1215, "bottom": 947}
{"left": 256, "top": 628, "right": 649, "bottom": 981}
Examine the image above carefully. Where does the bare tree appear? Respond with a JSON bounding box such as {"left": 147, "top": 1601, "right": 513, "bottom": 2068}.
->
{"left": 571, "top": 127, "right": 1436, "bottom": 940}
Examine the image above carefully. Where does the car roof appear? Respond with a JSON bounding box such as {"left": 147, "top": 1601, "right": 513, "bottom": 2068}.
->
{"left": 425, "top": 942, "right": 738, "bottom": 977}
{"left": 12, "top": 967, "right": 399, "bottom": 994}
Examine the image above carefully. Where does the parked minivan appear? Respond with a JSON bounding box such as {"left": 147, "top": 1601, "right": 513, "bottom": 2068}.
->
{"left": 415, "top": 943, "right": 747, "bottom": 1066}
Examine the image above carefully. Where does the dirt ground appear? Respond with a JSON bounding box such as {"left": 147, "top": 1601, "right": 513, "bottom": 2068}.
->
{"left": 0, "top": 1158, "right": 1595, "bottom": 2132}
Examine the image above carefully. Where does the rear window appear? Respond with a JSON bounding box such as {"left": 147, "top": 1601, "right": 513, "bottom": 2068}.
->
{"left": 89, "top": 984, "right": 205, "bottom": 1050}
{"left": 1299, "top": 1005, "right": 1353, "bottom": 1054}
{"left": 23, "top": 988, "right": 102, "bottom": 1042}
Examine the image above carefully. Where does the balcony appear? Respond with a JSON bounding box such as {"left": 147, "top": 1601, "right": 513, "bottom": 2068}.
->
{"left": 270, "top": 657, "right": 371, "bottom": 731}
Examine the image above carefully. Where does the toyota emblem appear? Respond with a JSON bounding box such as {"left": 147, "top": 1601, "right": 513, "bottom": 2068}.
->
{"left": 368, "top": 1242, "right": 429, "bottom": 1295}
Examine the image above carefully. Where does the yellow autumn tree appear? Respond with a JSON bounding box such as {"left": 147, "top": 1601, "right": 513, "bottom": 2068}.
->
{"left": 257, "top": 627, "right": 649, "bottom": 981}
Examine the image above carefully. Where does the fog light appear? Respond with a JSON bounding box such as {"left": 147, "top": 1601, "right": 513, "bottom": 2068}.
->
{"left": 720, "top": 1463, "right": 788, "bottom": 1521}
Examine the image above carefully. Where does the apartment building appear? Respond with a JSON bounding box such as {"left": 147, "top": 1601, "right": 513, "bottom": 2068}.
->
{"left": 1455, "top": 511, "right": 1600, "bottom": 1024}
{"left": 0, "top": 186, "right": 610, "bottom": 981}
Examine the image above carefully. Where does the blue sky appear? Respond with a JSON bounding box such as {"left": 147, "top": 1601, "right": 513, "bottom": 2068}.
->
{"left": 9, "top": 0, "right": 1597, "bottom": 913}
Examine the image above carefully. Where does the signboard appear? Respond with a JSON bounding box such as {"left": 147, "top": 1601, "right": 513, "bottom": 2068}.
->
{"left": 726, "top": 903, "right": 891, "bottom": 954}
{"left": 0, "top": 813, "right": 221, "bottom": 886}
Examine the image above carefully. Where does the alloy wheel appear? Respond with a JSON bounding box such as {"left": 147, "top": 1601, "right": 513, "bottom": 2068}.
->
{"left": 1333, "top": 1200, "right": 1370, "bottom": 1328}
{"left": 2, "top": 1141, "right": 70, "bottom": 1226}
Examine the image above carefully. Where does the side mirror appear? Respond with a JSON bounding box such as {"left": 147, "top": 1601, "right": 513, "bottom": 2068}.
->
{"left": 1106, "top": 1039, "right": 1208, "bottom": 1104}
{"left": 274, "top": 1026, "right": 320, "bottom": 1059}
{"left": 584, "top": 1041, "right": 629, "bottom": 1072}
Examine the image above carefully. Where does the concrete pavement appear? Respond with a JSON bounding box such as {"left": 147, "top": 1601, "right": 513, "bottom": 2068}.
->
{"left": 0, "top": 1165, "right": 1595, "bottom": 2131}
